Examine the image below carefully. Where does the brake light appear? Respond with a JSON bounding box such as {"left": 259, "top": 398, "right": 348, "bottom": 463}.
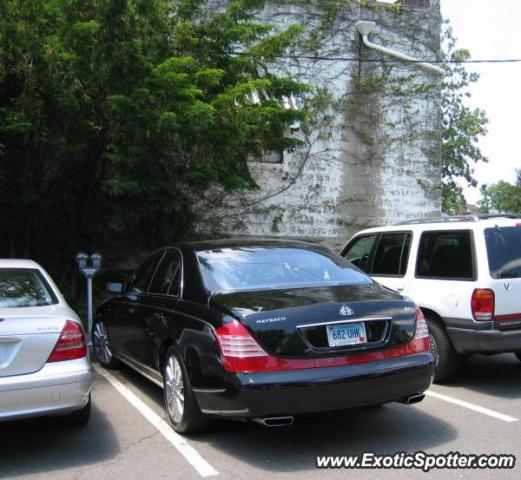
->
{"left": 412, "top": 307, "right": 431, "bottom": 353}
{"left": 47, "top": 320, "right": 88, "bottom": 362}
{"left": 414, "top": 307, "right": 429, "bottom": 339}
{"left": 471, "top": 289, "right": 495, "bottom": 321}
{"left": 215, "top": 321, "right": 268, "bottom": 372}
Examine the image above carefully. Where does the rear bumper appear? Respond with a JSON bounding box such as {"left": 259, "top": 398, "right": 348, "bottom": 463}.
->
{"left": 195, "top": 352, "right": 434, "bottom": 418}
{"left": 448, "top": 327, "right": 521, "bottom": 354}
{"left": 0, "top": 358, "right": 92, "bottom": 422}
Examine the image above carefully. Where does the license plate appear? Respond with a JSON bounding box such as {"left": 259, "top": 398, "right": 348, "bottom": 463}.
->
{"left": 326, "top": 322, "right": 367, "bottom": 347}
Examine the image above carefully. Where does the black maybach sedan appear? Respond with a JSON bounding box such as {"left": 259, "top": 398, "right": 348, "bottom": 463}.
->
{"left": 94, "top": 240, "right": 435, "bottom": 433}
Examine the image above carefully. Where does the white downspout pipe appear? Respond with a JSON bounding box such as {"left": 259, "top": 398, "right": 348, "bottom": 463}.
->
{"left": 356, "top": 21, "right": 445, "bottom": 76}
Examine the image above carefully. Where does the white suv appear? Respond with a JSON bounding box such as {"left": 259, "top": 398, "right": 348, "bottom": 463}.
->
{"left": 340, "top": 215, "right": 521, "bottom": 382}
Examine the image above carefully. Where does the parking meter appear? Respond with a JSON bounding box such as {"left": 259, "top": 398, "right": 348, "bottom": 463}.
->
{"left": 76, "top": 253, "right": 102, "bottom": 348}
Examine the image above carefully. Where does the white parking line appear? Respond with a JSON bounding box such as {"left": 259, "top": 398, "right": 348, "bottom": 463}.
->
{"left": 425, "top": 390, "right": 518, "bottom": 423}
{"left": 95, "top": 366, "right": 219, "bottom": 477}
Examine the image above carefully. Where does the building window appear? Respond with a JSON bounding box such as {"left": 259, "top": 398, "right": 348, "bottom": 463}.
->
{"left": 248, "top": 151, "right": 283, "bottom": 164}
{"left": 399, "top": 0, "right": 431, "bottom": 8}
{"left": 376, "top": 0, "right": 431, "bottom": 7}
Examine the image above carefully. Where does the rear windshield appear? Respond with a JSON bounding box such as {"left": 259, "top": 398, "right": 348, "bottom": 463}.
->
{"left": 485, "top": 226, "right": 521, "bottom": 279}
{"left": 197, "top": 246, "right": 373, "bottom": 293}
{"left": 0, "top": 269, "right": 57, "bottom": 308}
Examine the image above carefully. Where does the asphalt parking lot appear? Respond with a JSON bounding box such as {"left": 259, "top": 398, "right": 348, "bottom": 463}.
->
{"left": 1, "top": 353, "right": 520, "bottom": 480}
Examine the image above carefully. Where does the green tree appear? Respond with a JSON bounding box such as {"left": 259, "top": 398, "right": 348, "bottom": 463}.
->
{"left": 0, "top": 0, "right": 307, "bottom": 297}
{"left": 478, "top": 170, "right": 521, "bottom": 213}
{"left": 441, "top": 25, "right": 488, "bottom": 214}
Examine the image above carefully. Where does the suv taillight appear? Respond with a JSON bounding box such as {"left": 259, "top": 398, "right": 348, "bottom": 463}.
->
{"left": 47, "top": 320, "right": 88, "bottom": 362}
{"left": 414, "top": 307, "right": 429, "bottom": 339}
{"left": 215, "top": 321, "right": 268, "bottom": 372}
{"left": 471, "top": 289, "right": 495, "bottom": 321}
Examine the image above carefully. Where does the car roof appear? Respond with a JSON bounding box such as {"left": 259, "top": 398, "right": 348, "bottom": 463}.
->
{"left": 0, "top": 259, "right": 43, "bottom": 269}
{"left": 352, "top": 215, "right": 521, "bottom": 235}
{"left": 396, "top": 214, "right": 521, "bottom": 226}
{"left": 177, "top": 238, "right": 323, "bottom": 252}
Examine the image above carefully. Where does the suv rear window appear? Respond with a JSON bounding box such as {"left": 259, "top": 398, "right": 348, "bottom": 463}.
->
{"left": 485, "top": 226, "right": 521, "bottom": 279}
{"left": 416, "top": 230, "right": 474, "bottom": 280}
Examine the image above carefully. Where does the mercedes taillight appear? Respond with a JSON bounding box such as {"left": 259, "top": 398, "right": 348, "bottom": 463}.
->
{"left": 47, "top": 320, "right": 88, "bottom": 362}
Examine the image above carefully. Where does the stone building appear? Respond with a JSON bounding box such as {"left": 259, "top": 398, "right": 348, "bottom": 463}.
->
{"left": 201, "top": 0, "right": 443, "bottom": 248}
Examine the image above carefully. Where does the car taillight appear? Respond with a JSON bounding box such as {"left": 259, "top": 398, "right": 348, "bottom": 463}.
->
{"left": 414, "top": 307, "right": 429, "bottom": 339}
{"left": 215, "top": 321, "right": 268, "bottom": 372}
{"left": 216, "top": 315, "right": 432, "bottom": 373}
{"left": 471, "top": 289, "right": 495, "bottom": 321}
{"left": 47, "top": 320, "right": 88, "bottom": 362}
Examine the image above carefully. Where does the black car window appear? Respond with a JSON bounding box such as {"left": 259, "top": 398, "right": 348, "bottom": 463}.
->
{"left": 416, "top": 230, "right": 474, "bottom": 280}
{"left": 149, "top": 250, "right": 181, "bottom": 296}
{"left": 168, "top": 267, "right": 181, "bottom": 297}
{"left": 341, "top": 235, "right": 377, "bottom": 272}
{"left": 372, "top": 232, "right": 412, "bottom": 276}
{"left": 485, "top": 226, "right": 521, "bottom": 279}
{"left": 127, "top": 252, "right": 164, "bottom": 294}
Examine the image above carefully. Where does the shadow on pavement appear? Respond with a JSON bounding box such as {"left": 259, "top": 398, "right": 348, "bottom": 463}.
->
{"left": 100, "top": 364, "right": 459, "bottom": 473}
{"left": 108, "top": 363, "right": 458, "bottom": 473}
{"left": 446, "top": 353, "right": 521, "bottom": 399}
{"left": 0, "top": 402, "right": 119, "bottom": 478}
{"left": 189, "top": 403, "right": 457, "bottom": 472}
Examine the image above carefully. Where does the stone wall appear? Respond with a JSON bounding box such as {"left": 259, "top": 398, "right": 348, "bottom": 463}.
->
{"left": 198, "top": 0, "right": 442, "bottom": 248}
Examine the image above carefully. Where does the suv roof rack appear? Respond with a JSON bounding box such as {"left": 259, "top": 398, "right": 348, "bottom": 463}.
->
{"left": 396, "top": 213, "right": 521, "bottom": 225}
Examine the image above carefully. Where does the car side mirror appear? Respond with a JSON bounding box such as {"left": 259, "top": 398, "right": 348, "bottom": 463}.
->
{"left": 107, "top": 282, "right": 124, "bottom": 294}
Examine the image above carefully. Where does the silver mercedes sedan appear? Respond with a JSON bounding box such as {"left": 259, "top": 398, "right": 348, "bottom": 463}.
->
{"left": 0, "top": 259, "right": 92, "bottom": 425}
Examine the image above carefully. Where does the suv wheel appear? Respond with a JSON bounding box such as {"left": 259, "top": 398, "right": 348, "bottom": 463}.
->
{"left": 427, "top": 320, "right": 461, "bottom": 383}
{"left": 163, "top": 347, "right": 209, "bottom": 434}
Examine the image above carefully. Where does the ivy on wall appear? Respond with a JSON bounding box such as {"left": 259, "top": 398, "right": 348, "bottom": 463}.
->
{"left": 197, "top": 0, "right": 445, "bottom": 237}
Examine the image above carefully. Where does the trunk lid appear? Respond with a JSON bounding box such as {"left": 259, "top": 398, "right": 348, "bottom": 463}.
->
{"left": 483, "top": 224, "right": 521, "bottom": 329}
{"left": 212, "top": 284, "right": 416, "bottom": 358}
{"left": 491, "top": 277, "right": 521, "bottom": 329}
{"left": 0, "top": 305, "right": 68, "bottom": 377}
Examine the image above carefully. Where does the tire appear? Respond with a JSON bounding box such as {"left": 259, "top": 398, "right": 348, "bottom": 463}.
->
{"left": 427, "top": 320, "right": 461, "bottom": 383}
{"left": 92, "top": 320, "right": 120, "bottom": 369}
{"left": 61, "top": 394, "right": 91, "bottom": 427}
{"left": 163, "top": 346, "right": 209, "bottom": 434}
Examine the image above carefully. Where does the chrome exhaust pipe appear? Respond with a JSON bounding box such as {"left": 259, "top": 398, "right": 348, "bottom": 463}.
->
{"left": 253, "top": 416, "right": 295, "bottom": 427}
{"left": 400, "top": 393, "right": 425, "bottom": 405}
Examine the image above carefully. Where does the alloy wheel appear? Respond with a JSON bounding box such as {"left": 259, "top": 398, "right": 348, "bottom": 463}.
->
{"left": 93, "top": 321, "right": 112, "bottom": 365}
{"left": 165, "top": 355, "right": 185, "bottom": 423}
